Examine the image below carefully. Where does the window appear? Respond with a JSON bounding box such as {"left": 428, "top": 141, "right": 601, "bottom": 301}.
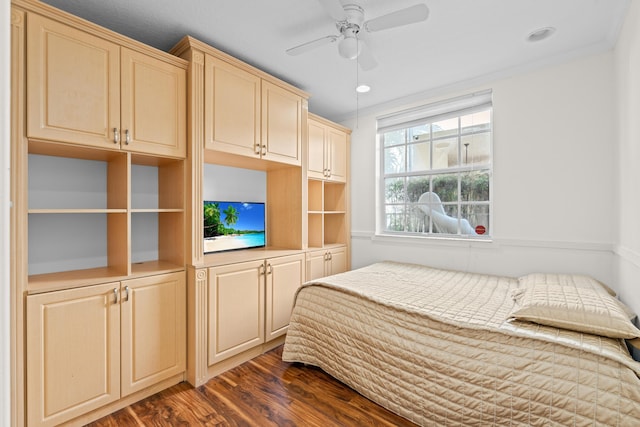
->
{"left": 378, "top": 91, "right": 492, "bottom": 238}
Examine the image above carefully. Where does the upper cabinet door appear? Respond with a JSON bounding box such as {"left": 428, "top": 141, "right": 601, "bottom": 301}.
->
{"left": 121, "top": 48, "right": 186, "bottom": 158}
{"left": 27, "top": 14, "right": 120, "bottom": 148}
{"left": 262, "top": 81, "right": 302, "bottom": 166}
{"left": 328, "top": 128, "right": 347, "bottom": 183}
{"left": 307, "top": 119, "right": 326, "bottom": 180}
{"left": 205, "top": 55, "right": 261, "bottom": 158}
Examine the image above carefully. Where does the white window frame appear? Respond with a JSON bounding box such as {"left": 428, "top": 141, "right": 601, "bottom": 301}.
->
{"left": 376, "top": 90, "right": 493, "bottom": 240}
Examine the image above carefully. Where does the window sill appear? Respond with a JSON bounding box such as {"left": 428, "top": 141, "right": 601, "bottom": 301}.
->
{"left": 352, "top": 231, "right": 493, "bottom": 248}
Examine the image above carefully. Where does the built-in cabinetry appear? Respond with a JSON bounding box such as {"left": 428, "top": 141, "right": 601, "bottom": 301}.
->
{"left": 26, "top": 13, "right": 186, "bottom": 158}
{"left": 11, "top": 2, "right": 188, "bottom": 426}
{"left": 10, "top": 1, "right": 351, "bottom": 425}
{"left": 208, "top": 254, "right": 304, "bottom": 364}
{"left": 307, "top": 114, "right": 351, "bottom": 276}
{"left": 204, "top": 53, "right": 303, "bottom": 166}
{"left": 306, "top": 246, "right": 348, "bottom": 281}
{"left": 308, "top": 114, "right": 348, "bottom": 182}
{"left": 26, "top": 272, "right": 185, "bottom": 427}
{"left": 172, "top": 35, "right": 310, "bottom": 386}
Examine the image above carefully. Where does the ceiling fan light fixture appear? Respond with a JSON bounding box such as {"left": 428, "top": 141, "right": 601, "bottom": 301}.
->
{"left": 338, "top": 27, "right": 361, "bottom": 59}
{"left": 356, "top": 84, "right": 371, "bottom": 93}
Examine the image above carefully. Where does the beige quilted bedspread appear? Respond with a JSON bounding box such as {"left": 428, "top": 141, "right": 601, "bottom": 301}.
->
{"left": 282, "top": 261, "right": 640, "bottom": 426}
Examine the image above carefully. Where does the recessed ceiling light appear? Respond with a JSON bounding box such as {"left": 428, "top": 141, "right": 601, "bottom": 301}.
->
{"left": 527, "top": 27, "right": 556, "bottom": 43}
{"left": 356, "top": 84, "right": 371, "bottom": 93}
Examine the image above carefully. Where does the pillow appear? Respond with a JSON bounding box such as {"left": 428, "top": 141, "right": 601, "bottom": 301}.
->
{"left": 510, "top": 273, "right": 640, "bottom": 339}
{"left": 617, "top": 299, "right": 638, "bottom": 321}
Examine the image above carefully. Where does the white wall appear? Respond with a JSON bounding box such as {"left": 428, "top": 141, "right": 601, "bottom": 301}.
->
{"left": 344, "top": 51, "right": 619, "bottom": 300}
{"left": 614, "top": 0, "right": 640, "bottom": 317}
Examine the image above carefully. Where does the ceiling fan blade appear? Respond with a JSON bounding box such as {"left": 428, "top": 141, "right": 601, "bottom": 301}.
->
{"left": 364, "top": 4, "right": 429, "bottom": 33}
{"left": 317, "top": 0, "right": 347, "bottom": 21}
{"left": 286, "top": 35, "right": 339, "bottom": 56}
{"left": 357, "top": 40, "right": 378, "bottom": 71}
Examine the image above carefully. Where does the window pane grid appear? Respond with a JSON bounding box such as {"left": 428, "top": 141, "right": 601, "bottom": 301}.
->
{"left": 379, "top": 101, "right": 492, "bottom": 238}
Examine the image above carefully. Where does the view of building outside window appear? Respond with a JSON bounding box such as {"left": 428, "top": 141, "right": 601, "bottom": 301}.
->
{"left": 380, "top": 105, "right": 492, "bottom": 238}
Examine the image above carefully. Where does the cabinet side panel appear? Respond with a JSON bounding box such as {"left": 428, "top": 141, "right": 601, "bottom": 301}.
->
{"left": 267, "top": 167, "right": 302, "bottom": 249}
{"left": 11, "top": 8, "right": 27, "bottom": 427}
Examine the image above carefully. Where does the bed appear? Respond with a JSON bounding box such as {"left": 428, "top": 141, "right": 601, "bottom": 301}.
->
{"left": 282, "top": 261, "right": 640, "bottom": 426}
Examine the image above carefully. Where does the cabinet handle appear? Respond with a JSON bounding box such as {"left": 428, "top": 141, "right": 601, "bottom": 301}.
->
{"left": 113, "top": 288, "right": 119, "bottom": 304}
{"left": 254, "top": 143, "right": 261, "bottom": 155}
{"left": 328, "top": 252, "right": 333, "bottom": 260}
{"left": 259, "top": 264, "right": 265, "bottom": 276}
{"left": 262, "top": 144, "right": 267, "bottom": 156}
{"left": 124, "top": 286, "right": 130, "bottom": 302}
{"left": 327, "top": 168, "right": 331, "bottom": 178}
{"left": 125, "top": 129, "right": 131, "bottom": 145}
{"left": 267, "top": 263, "right": 273, "bottom": 275}
{"left": 113, "top": 128, "right": 120, "bottom": 144}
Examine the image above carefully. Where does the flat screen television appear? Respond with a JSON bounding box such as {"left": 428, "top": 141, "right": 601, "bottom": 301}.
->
{"left": 203, "top": 201, "right": 266, "bottom": 253}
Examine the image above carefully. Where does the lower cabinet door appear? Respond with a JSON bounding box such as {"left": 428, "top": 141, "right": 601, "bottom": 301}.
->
{"left": 208, "top": 260, "right": 265, "bottom": 365}
{"left": 265, "top": 254, "right": 304, "bottom": 340}
{"left": 306, "top": 249, "right": 328, "bottom": 281}
{"left": 328, "top": 246, "right": 347, "bottom": 275}
{"left": 26, "top": 282, "right": 121, "bottom": 427}
{"left": 120, "top": 272, "right": 186, "bottom": 397}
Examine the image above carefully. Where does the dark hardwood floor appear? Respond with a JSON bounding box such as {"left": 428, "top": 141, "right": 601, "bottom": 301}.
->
{"left": 86, "top": 345, "right": 417, "bottom": 426}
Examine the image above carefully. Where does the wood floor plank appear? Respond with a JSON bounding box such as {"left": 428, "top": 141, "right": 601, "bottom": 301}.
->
{"left": 86, "top": 345, "right": 417, "bottom": 426}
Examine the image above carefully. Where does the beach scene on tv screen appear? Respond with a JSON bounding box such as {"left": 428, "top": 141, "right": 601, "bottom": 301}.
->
{"left": 204, "top": 201, "right": 265, "bottom": 253}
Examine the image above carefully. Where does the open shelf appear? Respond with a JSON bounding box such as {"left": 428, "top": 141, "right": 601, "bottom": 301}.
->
{"left": 324, "top": 182, "right": 345, "bottom": 212}
{"left": 306, "top": 178, "right": 346, "bottom": 249}
{"left": 308, "top": 179, "right": 323, "bottom": 212}
{"left": 26, "top": 144, "right": 185, "bottom": 291}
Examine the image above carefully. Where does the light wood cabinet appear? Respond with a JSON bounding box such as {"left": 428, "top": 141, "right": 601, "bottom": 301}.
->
{"left": 307, "top": 114, "right": 350, "bottom": 271}
{"left": 261, "top": 80, "right": 303, "bottom": 165}
{"left": 208, "top": 260, "right": 265, "bottom": 365}
{"left": 208, "top": 254, "right": 304, "bottom": 365}
{"left": 204, "top": 55, "right": 260, "bottom": 158}
{"left": 204, "top": 53, "right": 303, "bottom": 166}
{"left": 265, "top": 254, "right": 305, "bottom": 340}
{"left": 27, "top": 13, "right": 186, "bottom": 158}
{"left": 12, "top": 5, "right": 188, "bottom": 425}
{"left": 26, "top": 272, "right": 185, "bottom": 427}
{"left": 306, "top": 246, "right": 347, "bottom": 281}
{"left": 26, "top": 282, "right": 121, "bottom": 427}
{"left": 308, "top": 115, "right": 348, "bottom": 182}
{"left": 121, "top": 272, "right": 186, "bottom": 396}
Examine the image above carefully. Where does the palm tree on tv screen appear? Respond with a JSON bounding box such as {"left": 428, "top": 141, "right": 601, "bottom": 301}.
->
{"left": 223, "top": 204, "right": 239, "bottom": 230}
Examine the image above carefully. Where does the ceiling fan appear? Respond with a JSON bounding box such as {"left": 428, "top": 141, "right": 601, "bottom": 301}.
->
{"left": 286, "top": 0, "right": 429, "bottom": 70}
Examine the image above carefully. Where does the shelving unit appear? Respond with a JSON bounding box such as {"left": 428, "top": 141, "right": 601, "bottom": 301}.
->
{"left": 25, "top": 143, "right": 185, "bottom": 294}
{"left": 307, "top": 179, "right": 348, "bottom": 249}
{"left": 27, "top": 142, "right": 130, "bottom": 290}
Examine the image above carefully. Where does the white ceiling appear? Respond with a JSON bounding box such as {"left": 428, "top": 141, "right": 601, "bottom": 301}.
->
{"left": 41, "top": 0, "right": 629, "bottom": 122}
